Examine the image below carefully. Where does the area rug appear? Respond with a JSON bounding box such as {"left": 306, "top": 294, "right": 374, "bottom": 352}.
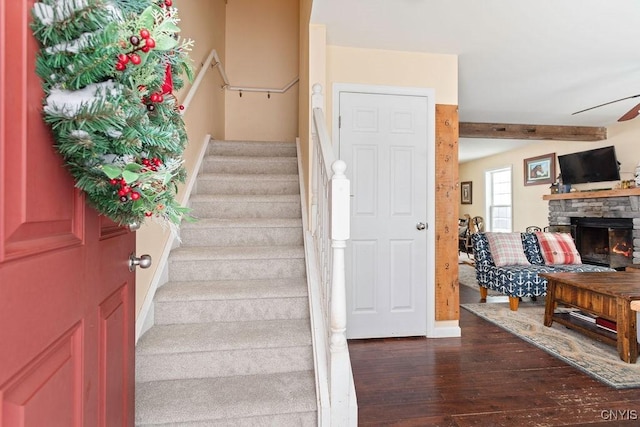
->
{"left": 461, "top": 302, "right": 640, "bottom": 389}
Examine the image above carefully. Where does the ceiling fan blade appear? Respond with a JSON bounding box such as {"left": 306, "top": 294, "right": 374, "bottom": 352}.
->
{"left": 618, "top": 102, "right": 640, "bottom": 121}
{"left": 572, "top": 93, "right": 640, "bottom": 115}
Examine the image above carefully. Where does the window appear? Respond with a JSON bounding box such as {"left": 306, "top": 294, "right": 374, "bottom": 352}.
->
{"left": 485, "top": 167, "right": 512, "bottom": 232}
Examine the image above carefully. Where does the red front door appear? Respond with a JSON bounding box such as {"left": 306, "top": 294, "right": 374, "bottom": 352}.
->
{"left": 0, "top": 2, "right": 136, "bottom": 426}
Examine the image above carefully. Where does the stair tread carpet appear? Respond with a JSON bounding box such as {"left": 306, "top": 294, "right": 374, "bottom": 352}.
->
{"left": 169, "top": 245, "right": 304, "bottom": 260}
{"left": 135, "top": 371, "right": 316, "bottom": 425}
{"left": 190, "top": 193, "right": 300, "bottom": 202}
{"left": 136, "top": 319, "right": 311, "bottom": 355}
{"left": 197, "top": 173, "right": 298, "bottom": 182}
{"left": 207, "top": 140, "right": 297, "bottom": 157}
{"left": 156, "top": 278, "right": 307, "bottom": 301}
{"left": 180, "top": 217, "right": 302, "bottom": 229}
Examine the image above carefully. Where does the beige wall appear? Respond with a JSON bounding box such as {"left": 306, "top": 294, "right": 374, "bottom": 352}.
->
{"left": 135, "top": 0, "right": 226, "bottom": 316}
{"left": 225, "top": 0, "right": 299, "bottom": 142}
{"left": 298, "top": 0, "right": 313, "bottom": 193}
{"left": 325, "top": 45, "right": 458, "bottom": 123}
{"left": 458, "top": 120, "right": 640, "bottom": 232}
{"left": 302, "top": 37, "right": 458, "bottom": 222}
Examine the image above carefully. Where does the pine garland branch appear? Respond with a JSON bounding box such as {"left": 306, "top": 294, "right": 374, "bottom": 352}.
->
{"left": 32, "top": 0, "right": 114, "bottom": 45}
{"left": 32, "top": 0, "right": 194, "bottom": 227}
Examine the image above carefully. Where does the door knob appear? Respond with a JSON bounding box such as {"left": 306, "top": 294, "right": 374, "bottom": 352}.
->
{"left": 129, "top": 253, "right": 152, "bottom": 271}
{"left": 416, "top": 222, "right": 427, "bottom": 230}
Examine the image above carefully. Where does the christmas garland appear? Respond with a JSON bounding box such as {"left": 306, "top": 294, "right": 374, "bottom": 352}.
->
{"left": 31, "top": 0, "right": 194, "bottom": 228}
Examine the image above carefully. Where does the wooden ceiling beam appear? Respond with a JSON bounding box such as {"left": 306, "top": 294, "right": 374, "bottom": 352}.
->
{"left": 459, "top": 122, "right": 607, "bottom": 141}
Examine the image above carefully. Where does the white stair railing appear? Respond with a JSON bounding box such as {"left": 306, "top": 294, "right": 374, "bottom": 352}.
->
{"left": 308, "top": 83, "right": 357, "bottom": 426}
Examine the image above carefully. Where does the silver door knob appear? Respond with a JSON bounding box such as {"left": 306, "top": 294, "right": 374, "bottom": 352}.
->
{"left": 129, "top": 253, "right": 152, "bottom": 271}
{"left": 416, "top": 222, "right": 427, "bottom": 230}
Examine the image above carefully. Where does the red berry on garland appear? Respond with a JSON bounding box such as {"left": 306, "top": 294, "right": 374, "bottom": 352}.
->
{"left": 129, "top": 35, "right": 140, "bottom": 46}
{"left": 117, "top": 53, "right": 129, "bottom": 64}
{"left": 153, "top": 157, "right": 162, "bottom": 165}
{"left": 140, "top": 29, "right": 150, "bottom": 39}
{"left": 165, "top": 0, "right": 173, "bottom": 6}
{"left": 115, "top": 62, "right": 126, "bottom": 71}
{"left": 118, "top": 189, "right": 126, "bottom": 197}
{"left": 145, "top": 38, "right": 156, "bottom": 49}
{"left": 157, "top": 94, "right": 164, "bottom": 103}
{"left": 179, "top": 105, "right": 185, "bottom": 111}
{"left": 130, "top": 54, "right": 141, "bottom": 65}
{"left": 109, "top": 179, "right": 118, "bottom": 185}
{"left": 142, "top": 158, "right": 151, "bottom": 166}
{"left": 130, "top": 192, "right": 141, "bottom": 201}
{"left": 141, "top": 45, "right": 150, "bottom": 53}
{"left": 150, "top": 93, "right": 160, "bottom": 103}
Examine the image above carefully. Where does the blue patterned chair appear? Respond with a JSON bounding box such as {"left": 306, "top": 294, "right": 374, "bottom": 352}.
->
{"left": 471, "top": 232, "right": 615, "bottom": 310}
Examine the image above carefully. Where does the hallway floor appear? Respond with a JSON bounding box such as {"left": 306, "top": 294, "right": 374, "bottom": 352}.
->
{"left": 349, "top": 276, "right": 640, "bottom": 426}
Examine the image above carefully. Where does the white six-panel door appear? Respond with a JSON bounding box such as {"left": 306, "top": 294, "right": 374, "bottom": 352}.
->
{"left": 338, "top": 89, "right": 430, "bottom": 339}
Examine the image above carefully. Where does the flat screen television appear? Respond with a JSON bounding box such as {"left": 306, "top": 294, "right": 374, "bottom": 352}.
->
{"left": 557, "top": 146, "right": 620, "bottom": 185}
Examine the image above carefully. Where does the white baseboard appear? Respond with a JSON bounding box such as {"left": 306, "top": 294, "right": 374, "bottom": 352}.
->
{"left": 429, "top": 320, "right": 461, "bottom": 338}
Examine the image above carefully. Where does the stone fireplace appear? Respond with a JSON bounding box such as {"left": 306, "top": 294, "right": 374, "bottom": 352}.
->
{"left": 544, "top": 188, "right": 640, "bottom": 269}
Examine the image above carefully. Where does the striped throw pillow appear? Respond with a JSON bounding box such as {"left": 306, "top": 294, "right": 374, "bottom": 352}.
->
{"left": 485, "top": 232, "right": 531, "bottom": 267}
{"left": 535, "top": 232, "right": 582, "bottom": 265}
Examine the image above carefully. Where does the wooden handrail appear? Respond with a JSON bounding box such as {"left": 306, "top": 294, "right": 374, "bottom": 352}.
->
{"left": 181, "top": 48, "right": 299, "bottom": 112}
{"left": 181, "top": 49, "right": 217, "bottom": 112}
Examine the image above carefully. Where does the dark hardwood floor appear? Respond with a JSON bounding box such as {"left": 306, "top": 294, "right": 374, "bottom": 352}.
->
{"left": 349, "top": 273, "right": 640, "bottom": 426}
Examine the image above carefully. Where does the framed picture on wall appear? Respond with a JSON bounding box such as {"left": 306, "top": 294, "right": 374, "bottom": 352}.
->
{"left": 461, "top": 181, "right": 472, "bottom": 204}
{"left": 524, "top": 153, "right": 556, "bottom": 186}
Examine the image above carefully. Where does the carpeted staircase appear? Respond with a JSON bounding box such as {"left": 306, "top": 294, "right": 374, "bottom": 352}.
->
{"left": 135, "top": 140, "right": 317, "bottom": 426}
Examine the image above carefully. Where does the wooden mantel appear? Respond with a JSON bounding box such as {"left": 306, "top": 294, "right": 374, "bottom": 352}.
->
{"left": 542, "top": 188, "right": 640, "bottom": 201}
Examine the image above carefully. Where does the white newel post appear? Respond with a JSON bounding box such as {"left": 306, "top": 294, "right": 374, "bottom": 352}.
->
{"left": 329, "top": 160, "right": 352, "bottom": 424}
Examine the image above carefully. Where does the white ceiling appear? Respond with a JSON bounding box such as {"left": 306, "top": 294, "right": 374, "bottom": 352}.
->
{"left": 311, "top": 0, "right": 640, "bottom": 161}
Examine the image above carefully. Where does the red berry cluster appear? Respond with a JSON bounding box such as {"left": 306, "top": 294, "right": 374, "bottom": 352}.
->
{"left": 115, "top": 29, "right": 156, "bottom": 71}
{"left": 145, "top": 93, "right": 165, "bottom": 112}
{"left": 110, "top": 178, "right": 141, "bottom": 202}
{"left": 161, "top": 0, "right": 173, "bottom": 7}
{"left": 141, "top": 157, "right": 163, "bottom": 171}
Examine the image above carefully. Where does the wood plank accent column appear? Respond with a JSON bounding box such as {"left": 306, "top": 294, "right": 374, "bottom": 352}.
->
{"left": 435, "top": 105, "right": 459, "bottom": 321}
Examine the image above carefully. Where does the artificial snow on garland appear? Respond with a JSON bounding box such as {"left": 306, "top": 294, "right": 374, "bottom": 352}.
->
{"left": 31, "top": 0, "right": 194, "bottom": 228}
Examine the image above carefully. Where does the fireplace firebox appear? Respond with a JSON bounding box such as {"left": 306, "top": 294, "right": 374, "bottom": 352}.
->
{"left": 571, "top": 217, "right": 633, "bottom": 270}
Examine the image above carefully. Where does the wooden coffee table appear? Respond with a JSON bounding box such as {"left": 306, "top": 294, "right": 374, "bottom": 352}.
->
{"left": 541, "top": 272, "right": 640, "bottom": 363}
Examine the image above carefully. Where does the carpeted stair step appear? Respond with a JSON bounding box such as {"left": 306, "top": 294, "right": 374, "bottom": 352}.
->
{"left": 135, "top": 318, "right": 313, "bottom": 382}
{"left": 180, "top": 218, "right": 303, "bottom": 247}
{"left": 136, "top": 140, "right": 317, "bottom": 425}
{"left": 168, "top": 246, "right": 305, "bottom": 282}
{"left": 195, "top": 173, "right": 299, "bottom": 195}
{"left": 135, "top": 371, "right": 316, "bottom": 426}
{"left": 189, "top": 194, "right": 301, "bottom": 219}
{"left": 202, "top": 155, "right": 298, "bottom": 175}
{"left": 154, "top": 278, "right": 309, "bottom": 324}
{"left": 207, "top": 140, "right": 297, "bottom": 158}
